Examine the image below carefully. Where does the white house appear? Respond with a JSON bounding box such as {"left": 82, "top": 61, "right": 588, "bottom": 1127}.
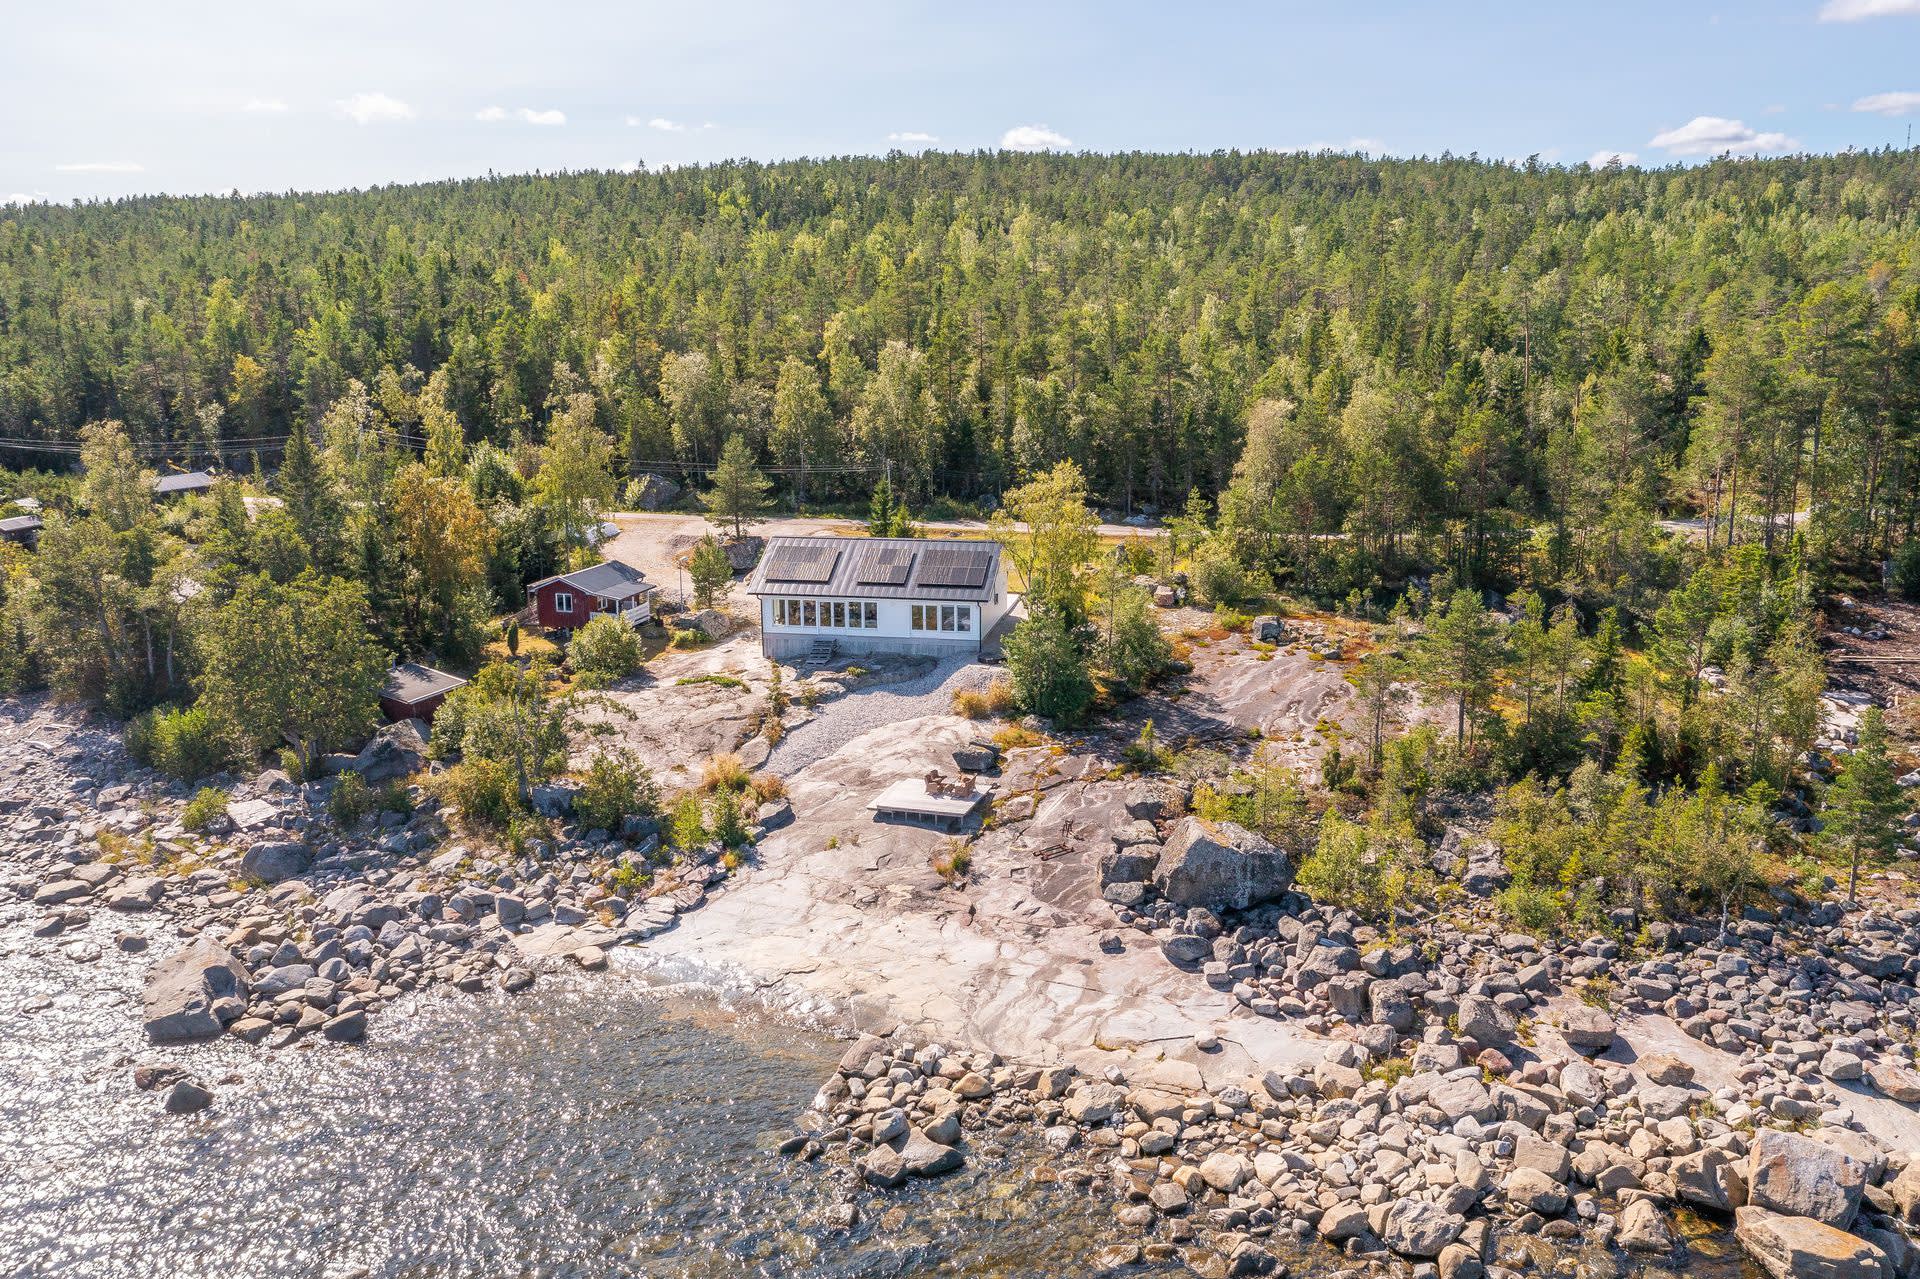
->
{"left": 746, "top": 536, "right": 1012, "bottom": 660}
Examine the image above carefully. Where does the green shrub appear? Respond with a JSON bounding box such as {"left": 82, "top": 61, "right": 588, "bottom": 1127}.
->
{"left": 127, "top": 704, "right": 232, "bottom": 781}
{"left": 437, "top": 759, "right": 517, "bottom": 830}
{"left": 574, "top": 747, "right": 659, "bottom": 833}
{"left": 1495, "top": 883, "right": 1564, "bottom": 937}
{"left": 1893, "top": 541, "right": 1920, "bottom": 601}
{"left": 668, "top": 792, "right": 708, "bottom": 851}
{"left": 710, "top": 788, "right": 749, "bottom": 848}
{"left": 181, "top": 786, "right": 229, "bottom": 833}
{"left": 570, "top": 613, "right": 645, "bottom": 687}
{"left": 329, "top": 772, "right": 373, "bottom": 827}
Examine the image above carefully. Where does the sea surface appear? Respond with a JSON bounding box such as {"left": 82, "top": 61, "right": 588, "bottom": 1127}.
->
{"left": 1, "top": 906, "right": 1184, "bottom": 1279}
{"left": 1, "top": 906, "right": 1756, "bottom": 1279}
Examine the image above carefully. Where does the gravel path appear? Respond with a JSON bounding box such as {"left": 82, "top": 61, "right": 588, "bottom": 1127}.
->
{"left": 766, "top": 659, "right": 1001, "bottom": 775}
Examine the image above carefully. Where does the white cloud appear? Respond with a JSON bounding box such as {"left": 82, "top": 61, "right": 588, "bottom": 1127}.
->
{"left": 4, "top": 190, "right": 51, "bottom": 205}
{"left": 1588, "top": 149, "right": 1640, "bottom": 167}
{"left": 54, "top": 161, "right": 144, "bottom": 173}
{"left": 888, "top": 130, "right": 938, "bottom": 144}
{"left": 477, "top": 105, "right": 565, "bottom": 126}
{"left": 1854, "top": 90, "right": 1920, "bottom": 116}
{"left": 335, "top": 91, "right": 414, "bottom": 125}
{"left": 646, "top": 116, "right": 686, "bottom": 132}
{"left": 1819, "top": 0, "right": 1920, "bottom": 19}
{"left": 999, "top": 123, "right": 1072, "bottom": 151}
{"left": 242, "top": 97, "right": 288, "bottom": 114}
{"left": 1648, "top": 115, "right": 1795, "bottom": 155}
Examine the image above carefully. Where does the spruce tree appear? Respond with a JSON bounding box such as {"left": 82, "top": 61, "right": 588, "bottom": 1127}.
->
{"left": 702, "top": 434, "right": 772, "bottom": 540}
{"left": 1823, "top": 707, "right": 1904, "bottom": 904}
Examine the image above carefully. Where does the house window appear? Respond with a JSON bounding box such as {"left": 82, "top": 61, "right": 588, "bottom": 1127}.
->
{"left": 803, "top": 600, "right": 817, "bottom": 626}
{"left": 862, "top": 602, "right": 877, "bottom": 628}
{"left": 832, "top": 601, "right": 846, "bottom": 628}
{"left": 553, "top": 590, "right": 574, "bottom": 614}
{"left": 957, "top": 606, "right": 971, "bottom": 633}
{"left": 911, "top": 605, "right": 925, "bottom": 631}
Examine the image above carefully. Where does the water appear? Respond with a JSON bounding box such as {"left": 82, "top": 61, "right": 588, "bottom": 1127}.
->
{"left": 0, "top": 905, "right": 1756, "bottom": 1279}
{"left": 1, "top": 909, "right": 1177, "bottom": 1279}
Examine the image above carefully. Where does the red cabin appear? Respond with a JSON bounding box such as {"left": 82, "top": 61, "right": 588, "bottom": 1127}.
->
{"left": 527, "top": 558, "right": 655, "bottom": 632}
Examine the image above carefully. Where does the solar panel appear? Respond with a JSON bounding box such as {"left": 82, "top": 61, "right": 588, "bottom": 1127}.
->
{"left": 917, "top": 544, "right": 992, "bottom": 589}
{"left": 856, "top": 547, "right": 915, "bottom": 586}
{"left": 764, "top": 545, "right": 841, "bottom": 583}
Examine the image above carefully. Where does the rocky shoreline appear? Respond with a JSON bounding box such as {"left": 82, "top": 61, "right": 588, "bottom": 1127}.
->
{"left": 15, "top": 679, "right": 1920, "bottom": 1278}
{"left": 768, "top": 775, "right": 1920, "bottom": 1277}
{"left": 2, "top": 695, "right": 758, "bottom": 1115}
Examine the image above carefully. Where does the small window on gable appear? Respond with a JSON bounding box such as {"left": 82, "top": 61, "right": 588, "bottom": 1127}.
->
{"left": 553, "top": 590, "right": 574, "bottom": 613}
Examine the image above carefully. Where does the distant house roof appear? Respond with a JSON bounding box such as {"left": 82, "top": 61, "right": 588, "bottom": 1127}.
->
{"left": 527, "top": 558, "right": 654, "bottom": 602}
{"left": 153, "top": 470, "right": 216, "bottom": 495}
{"left": 382, "top": 662, "right": 467, "bottom": 706}
{"left": 745, "top": 536, "right": 1002, "bottom": 602}
{"left": 0, "top": 514, "right": 43, "bottom": 535}
{"left": 11, "top": 496, "right": 41, "bottom": 512}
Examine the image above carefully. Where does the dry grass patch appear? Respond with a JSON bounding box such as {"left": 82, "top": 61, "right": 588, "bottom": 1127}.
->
{"left": 952, "top": 676, "right": 1015, "bottom": 719}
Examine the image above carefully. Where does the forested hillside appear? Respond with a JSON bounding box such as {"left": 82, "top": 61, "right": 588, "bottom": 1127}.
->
{"left": 4, "top": 149, "right": 1919, "bottom": 598}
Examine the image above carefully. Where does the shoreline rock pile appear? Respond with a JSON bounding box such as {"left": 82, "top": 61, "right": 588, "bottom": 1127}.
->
{"left": 1, "top": 695, "right": 765, "bottom": 1110}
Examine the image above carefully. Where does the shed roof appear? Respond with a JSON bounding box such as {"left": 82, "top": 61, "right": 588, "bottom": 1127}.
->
{"left": 382, "top": 662, "right": 467, "bottom": 705}
{"left": 0, "top": 514, "right": 43, "bottom": 534}
{"left": 746, "top": 536, "right": 1001, "bottom": 601}
{"left": 153, "top": 471, "right": 215, "bottom": 495}
{"left": 528, "top": 558, "right": 654, "bottom": 601}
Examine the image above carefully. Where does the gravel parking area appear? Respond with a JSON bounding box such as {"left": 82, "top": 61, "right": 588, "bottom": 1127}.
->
{"left": 766, "top": 659, "right": 1002, "bottom": 775}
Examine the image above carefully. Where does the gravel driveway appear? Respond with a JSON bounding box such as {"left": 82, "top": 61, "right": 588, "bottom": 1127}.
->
{"left": 766, "top": 659, "right": 1001, "bottom": 775}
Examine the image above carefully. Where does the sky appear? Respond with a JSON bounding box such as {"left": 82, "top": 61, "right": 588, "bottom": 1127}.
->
{"left": 4, "top": 0, "right": 1920, "bottom": 205}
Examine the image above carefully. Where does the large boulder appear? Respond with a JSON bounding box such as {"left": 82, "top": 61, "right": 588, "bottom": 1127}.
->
{"left": 1746, "top": 1129, "right": 1866, "bottom": 1228}
{"left": 1379, "top": 1199, "right": 1463, "bottom": 1258}
{"left": 530, "top": 783, "right": 581, "bottom": 819}
{"left": 1554, "top": 1003, "right": 1617, "bottom": 1052}
{"left": 722, "top": 537, "right": 766, "bottom": 574}
{"left": 1151, "top": 817, "right": 1292, "bottom": 912}
{"left": 351, "top": 718, "right": 429, "bottom": 784}
{"left": 682, "top": 608, "right": 733, "bottom": 640}
{"left": 1734, "top": 1206, "right": 1889, "bottom": 1279}
{"left": 1673, "top": 1147, "right": 1748, "bottom": 1213}
{"left": 143, "top": 938, "right": 250, "bottom": 1042}
{"left": 1455, "top": 994, "right": 1516, "bottom": 1048}
{"left": 953, "top": 741, "right": 1001, "bottom": 773}
{"left": 628, "top": 473, "right": 681, "bottom": 511}
{"left": 240, "top": 840, "right": 312, "bottom": 884}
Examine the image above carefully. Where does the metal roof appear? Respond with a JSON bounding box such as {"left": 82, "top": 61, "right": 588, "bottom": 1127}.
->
{"left": 382, "top": 662, "right": 467, "bottom": 705}
{"left": 0, "top": 515, "right": 43, "bottom": 534}
{"left": 153, "top": 471, "right": 216, "bottom": 494}
{"left": 746, "top": 536, "right": 1002, "bottom": 601}
{"left": 528, "top": 558, "right": 654, "bottom": 601}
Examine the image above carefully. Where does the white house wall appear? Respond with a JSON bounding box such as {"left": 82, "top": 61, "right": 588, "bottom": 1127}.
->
{"left": 754, "top": 560, "right": 1011, "bottom": 660}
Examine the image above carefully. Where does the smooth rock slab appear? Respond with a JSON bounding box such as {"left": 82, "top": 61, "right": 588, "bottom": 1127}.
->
{"left": 1734, "top": 1206, "right": 1889, "bottom": 1279}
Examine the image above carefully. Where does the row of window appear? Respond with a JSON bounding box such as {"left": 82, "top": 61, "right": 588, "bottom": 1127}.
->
{"left": 769, "top": 598, "right": 976, "bottom": 634}
{"left": 911, "top": 604, "right": 972, "bottom": 633}
{"left": 774, "top": 598, "right": 879, "bottom": 629}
